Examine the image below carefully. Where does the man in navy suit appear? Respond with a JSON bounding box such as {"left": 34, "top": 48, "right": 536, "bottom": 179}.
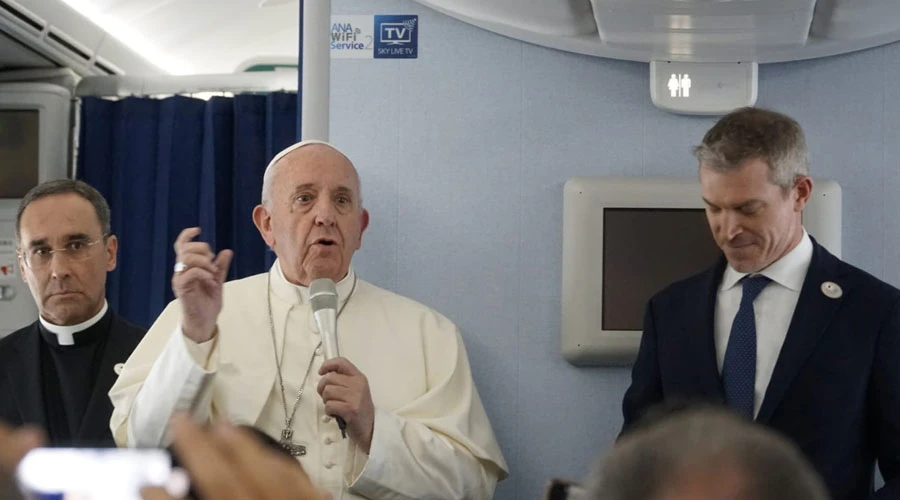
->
{"left": 622, "top": 107, "right": 900, "bottom": 500}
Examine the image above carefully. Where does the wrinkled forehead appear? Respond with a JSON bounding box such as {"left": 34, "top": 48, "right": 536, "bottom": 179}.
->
{"left": 269, "top": 143, "right": 360, "bottom": 190}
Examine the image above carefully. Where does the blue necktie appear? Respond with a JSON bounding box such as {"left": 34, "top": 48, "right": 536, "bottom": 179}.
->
{"left": 722, "top": 275, "right": 771, "bottom": 418}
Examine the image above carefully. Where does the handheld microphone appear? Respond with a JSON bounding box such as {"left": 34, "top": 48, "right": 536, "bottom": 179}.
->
{"left": 309, "top": 278, "right": 347, "bottom": 438}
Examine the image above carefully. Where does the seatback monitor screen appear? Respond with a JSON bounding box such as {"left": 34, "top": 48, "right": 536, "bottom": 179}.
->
{"left": 602, "top": 208, "right": 721, "bottom": 331}
{"left": 0, "top": 109, "right": 39, "bottom": 198}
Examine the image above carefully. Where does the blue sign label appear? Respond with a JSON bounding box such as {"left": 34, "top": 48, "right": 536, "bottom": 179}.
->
{"left": 374, "top": 15, "right": 418, "bottom": 59}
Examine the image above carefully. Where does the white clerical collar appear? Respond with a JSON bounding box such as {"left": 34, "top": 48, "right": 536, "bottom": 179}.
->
{"left": 270, "top": 259, "right": 356, "bottom": 306}
{"left": 721, "top": 229, "right": 813, "bottom": 292}
{"left": 39, "top": 300, "right": 109, "bottom": 346}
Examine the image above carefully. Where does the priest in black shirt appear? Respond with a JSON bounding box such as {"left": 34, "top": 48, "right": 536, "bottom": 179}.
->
{"left": 0, "top": 180, "right": 144, "bottom": 446}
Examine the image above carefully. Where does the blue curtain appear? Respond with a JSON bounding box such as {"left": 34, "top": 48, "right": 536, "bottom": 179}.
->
{"left": 77, "top": 93, "right": 297, "bottom": 328}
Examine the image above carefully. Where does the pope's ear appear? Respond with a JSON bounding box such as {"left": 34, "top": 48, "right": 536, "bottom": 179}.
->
{"left": 253, "top": 205, "right": 275, "bottom": 248}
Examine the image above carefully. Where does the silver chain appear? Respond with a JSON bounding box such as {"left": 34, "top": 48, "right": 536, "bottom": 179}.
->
{"left": 266, "top": 271, "right": 357, "bottom": 434}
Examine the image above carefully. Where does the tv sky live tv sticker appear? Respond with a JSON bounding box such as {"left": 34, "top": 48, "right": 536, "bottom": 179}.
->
{"left": 374, "top": 15, "right": 418, "bottom": 59}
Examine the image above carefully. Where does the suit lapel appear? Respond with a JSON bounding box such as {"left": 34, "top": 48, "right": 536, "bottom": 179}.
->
{"left": 756, "top": 242, "right": 847, "bottom": 424}
{"left": 682, "top": 258, "right": 727, "bottom": 398}
{"left": 75, "top": 314, "right": 130, "bottom": 445}
{"left": 6, "top": 323, "right": 48, "bottom": 429}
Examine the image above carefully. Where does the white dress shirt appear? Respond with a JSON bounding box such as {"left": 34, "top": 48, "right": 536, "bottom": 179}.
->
{"left": 715, "top": 230, "right": 813, "bottom": 418}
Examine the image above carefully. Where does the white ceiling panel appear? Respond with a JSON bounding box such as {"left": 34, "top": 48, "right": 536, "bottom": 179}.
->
{"left": 0, "top": 31, "right": 56, "bottom": 70}
{"left": 422, "top": 0, "right": 900, "bottom": 63}
{"left": 5, "top": 0, "right": 163, "bottom": 75}
{"left": 811, "top": 0, "right": 900, "bottom": 40}
{"left": 59, "top": 0, "right": 298, "bottom": 74}
{"left": 99, "top": 0, "right": 177, "bottom": 21}
{"left": 8, "top": 0, "right": 900, "bottom": 75}
{"left": 591, "top": 0, "right": 816, "bottom": 57}
{"left": 417, "top": 0, "right": 596, "bottom": 36}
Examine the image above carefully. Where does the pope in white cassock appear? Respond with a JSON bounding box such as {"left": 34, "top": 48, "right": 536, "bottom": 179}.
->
{"left": 108, "top": 140, "right": 509, "bottom": 499}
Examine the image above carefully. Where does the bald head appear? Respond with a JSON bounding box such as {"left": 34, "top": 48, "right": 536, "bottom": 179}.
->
{"left": 261, "top": 140, "right": 361, "bottom": 208}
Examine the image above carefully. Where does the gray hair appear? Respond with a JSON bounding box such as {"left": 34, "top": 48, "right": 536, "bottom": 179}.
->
{"left": 16, "top": 179, "right": 111, "bottom": 243}
{"left": 260, "top": 158, "right": 276, "bottom": 208}
{"left": 585, "top": 408, "right": 830, "bottom": 500}
{"left": 693, "top": 107, "right": 809, "bottom": 190}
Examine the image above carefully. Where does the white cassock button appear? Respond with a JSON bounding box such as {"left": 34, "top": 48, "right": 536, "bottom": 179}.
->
{"left": 821, "top": 281, "right": 843, "bottom": 299}
{"left": 114, "top": 363, "right": 125, "bottom": 375}
{"left": 324, "top": 461, "right": 336, "bottom": 469}
{"left": 315, "top": 345, "right": 323, "bottom": 356}
{"left": 324, "top": 436, "right": 334, "bottom": 445}
{"left": 322, "top": 415, "right": 333, "bottom": 423}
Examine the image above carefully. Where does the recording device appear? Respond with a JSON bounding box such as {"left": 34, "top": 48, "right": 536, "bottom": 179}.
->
{"left": 309, "top": 277, "right": 347, "bottom": 438}
{"left": 16, "top": 448, "right": 188, "bottom": 500}
{"left": 543, "top": 478, "right": 587, "bottom": 500}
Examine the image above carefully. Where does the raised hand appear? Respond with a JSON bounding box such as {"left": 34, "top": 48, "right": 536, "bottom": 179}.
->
{"left": 172, "top": 228, "right": 233, "bottom": 343}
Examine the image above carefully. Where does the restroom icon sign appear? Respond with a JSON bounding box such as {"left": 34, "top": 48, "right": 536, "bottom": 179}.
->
{"left": 668, "top": 73, "right": 693, "bottom": 97}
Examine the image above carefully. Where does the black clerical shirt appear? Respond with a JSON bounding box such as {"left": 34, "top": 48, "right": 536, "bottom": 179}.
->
{"left": 37, "top": 309, "right": 112, "bottom": 444}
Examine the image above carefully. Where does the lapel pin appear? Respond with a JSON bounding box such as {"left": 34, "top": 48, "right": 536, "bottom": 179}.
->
{"left": 114, "top": 363, "right": 125, "bottom": 375}
{"left": 821, "top": 281, "right": 842, "bottom": 299}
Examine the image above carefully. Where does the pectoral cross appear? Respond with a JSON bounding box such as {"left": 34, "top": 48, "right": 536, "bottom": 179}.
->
{"left": 280, "top": 428, "right": 306, "bottom": 456}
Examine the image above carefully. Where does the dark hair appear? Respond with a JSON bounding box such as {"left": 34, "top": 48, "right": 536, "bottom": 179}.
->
{"left": 694, "top": 107, "right": 809, "bottom": 189}
{"left": 15, "top": 180, "right": 111, "bottom": 243}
